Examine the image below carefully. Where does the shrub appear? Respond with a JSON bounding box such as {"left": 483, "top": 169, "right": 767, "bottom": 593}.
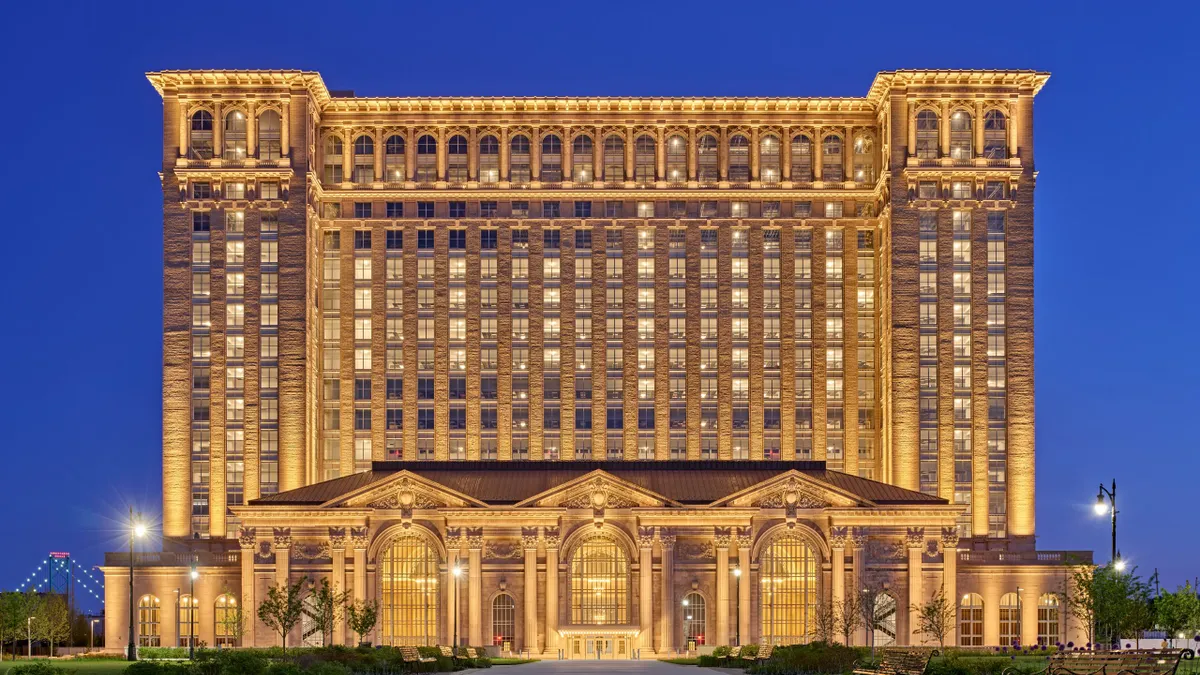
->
{"left": 927, "top": 657, "right": 1047, "bottom": 675}
{"left": 10, "top": 663, "right": 68, "bottom": 675}
{"left": 140, "top": 647, "right": 192, "bottom": 660}
{"left": 713, "top": 646, "right": 733, "bottom": 658}
{"left": 749, "top": 641, "right": 863, "bottom": 675}
{"left": 263, "top": 663, "right": 302, "bottom": 675}
{"left": 194, "top": 649, "right": 269, "bottom": 675}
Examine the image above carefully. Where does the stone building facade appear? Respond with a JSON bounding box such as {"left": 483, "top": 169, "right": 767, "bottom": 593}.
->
{"left": 101, "top": 69, "right": 1087, "bottom": 657}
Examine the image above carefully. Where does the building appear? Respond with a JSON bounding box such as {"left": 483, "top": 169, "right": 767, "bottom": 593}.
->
{"left": 102, "top": 69, "right": 1088, "bottom": 657}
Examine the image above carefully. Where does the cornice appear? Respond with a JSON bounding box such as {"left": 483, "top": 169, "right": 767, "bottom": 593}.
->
{"left": 866, "top": 70, "right": 1050, "bottom": 102}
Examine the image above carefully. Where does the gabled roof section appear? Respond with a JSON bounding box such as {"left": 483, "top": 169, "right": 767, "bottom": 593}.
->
{"left": 512, "top": 469, "right": 682, "bottom": 508}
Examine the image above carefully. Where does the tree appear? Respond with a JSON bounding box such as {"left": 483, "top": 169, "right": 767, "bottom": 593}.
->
{"left": 12, "top": 591, "right": 43, "bottom": 658}
{"left": 1155, "top": 582, "right": 1200, "bottom": 640}
{"left": 33, "top": 595, "right": 72, "bottom": 657}
{"left": 858, "top": 578, "right": 892, "bottom": 657}
{"left": 258, "top": 578, "right": 307, "bottom": 650}
{"left": 911, "top": 587, "right": 958, "bottom": 649}
{"left": 345, "top": 600, "right": 378, "bottom": 647}
{"left": 836, "top": 592, "right": 864, "bottom": 645}
{"left": 1063, "top": 561, "right": 1154, "bottom": 647}
{"left": 219, "top": 589, "right": 249, "bottom": 647}
{"left": 307, "top": 577, "right": 349, "bottom": 647}
{"left": 809, "top": 598, "right": 838, "bottom": 643}
{"left": 0, "top": 592, "right": 23, "bottom": 660}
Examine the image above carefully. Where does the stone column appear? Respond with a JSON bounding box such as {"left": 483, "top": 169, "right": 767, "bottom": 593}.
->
{"left": 499, "top": 127, "right": 509, "bottom": 183}
{"left": 906, "top": 528, "right": 925, "bottom": 646}
{"left": 813, "top": 128, "right": 823, "bottom": 181}
{"left": 656, "top": 126, "right": 666, "bottom": 182}
{"left": 939, "top": 103, "right": 951, "bottom": 158}
{"left": 468, "top": 127, "right": 478, "bottom": 182}
{"left": 714, "top": 528, "right": 731, "bottom": 646}
{"left": 737, "top": 528, "right": 751, "bottom": 646}
{"left": 530, "top": 126, "right": 541, "bottom": 182}
{"left": 467, "top": 529, "right": 483, "bottom": 647}
{"left": 906, "top": 102, "right": 917, "bottom": 156}
{"left": 238, "top": 528, "right": 257, "bottom": 646}
{"left": 521, "top": 528, "right": 540, "bottom": 653}
{"left": 247, "top": 102, "right": 257, "bottom": 159}
{"left": 782, "top": 127, "right": 792, "bottom": 181}
{"left": 562, "top": 126, "right": 573, "bottom": 182}
{"left": 272, "top": 528, "right": 291, "bottom": 645}
{"left": 177, "top": 98, "right": 188, "bottom": 159}
{"left": 437, "top": 127, "right": 447, "bottom": 182}
{"left": 445, "top": 528, "right": 462, "bottom": 647}
{"left": 687, "top": 126, "right": 697, "bottom": 181}
{"left": 750, "top": 127, "right": 760, "bottom": 181}
{"left": 851, "top": 528, "right": 868, "bottom": 646}
{"left": 659, "top": 528, "right": 676, "bottom": 655}
{"left": 593, "top": 125, "right": 604, "bottom": 181}
{"left": 213, "top": 102, "right": 223, "bottom": 161}
{"left": 1021, "top": 586, "right": 1038, "bottom": 648}
{"left": 941, "top": 528, "right": 959, "bottom": 646}
{"left": 844, "top": 126, "right": 854, "bottom": 183}
{"left": 544, "top": 527, "right": 560, "bottom": 652}
{"left": 625, "top": 126, "right": 636, "bottom": 179}
{"left": 351, "top": 527, "right": 369, "bottom": 640}
{"left": 374, "top": 129, "right": 384, "bottom": 182}
{"left": 829, "top": 527, "right": 847, "bottom": 642}
{"left": 330, "top": 528, "right": 347, "bottom": 646}
{"left": 281, "top": 98, "right": 290, "bottom": 158}
{"left": 341, "top": 131, "right": 352, "bottom": 184}
{"left": 638, "top": 528, "right": 655, "bottom": 652}
{"left": 974, "top": 101, "right": 985, "bottom": 158}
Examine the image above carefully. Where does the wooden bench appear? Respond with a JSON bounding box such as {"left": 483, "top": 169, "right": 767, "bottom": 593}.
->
{"left": 399, "top": 646, "right": 436, "bottom": 664}
{"left": 465, "top": 647, "right": 481, "bottom": 659}
{"left": 853, "top": 648, "right": 938, "bottom": 675}
{"left": 1007, "top": 650, "right": 1187, "bottom": 675}
{"left": 742, "top": 645, "right": 775, "bottom": 663}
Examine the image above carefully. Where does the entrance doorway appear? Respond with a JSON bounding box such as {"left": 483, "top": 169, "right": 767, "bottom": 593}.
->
{"left": 569, "top": 635, "right": 631, "bottom": 659}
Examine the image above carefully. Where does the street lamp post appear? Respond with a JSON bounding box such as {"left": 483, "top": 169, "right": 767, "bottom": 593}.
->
{"left": 28, "top": 616, "right": 33, "bottom": 658}
{"left": 1094, "top": 480, "right": 1123, "bottom": 568}
{"left": 732, "top": 565, "right": 742, "bottom": 648}
{"left": 189, "top": 566, "right": 199, "bottom": 660}
{"left": 451, "top": 564, "right": 463, "bottom": 655}
{"left": 128, "top": 508, "right": 147, "bottom": 661}
{"left": 1016, "top": 587, "right": 1024, "bottom": 648}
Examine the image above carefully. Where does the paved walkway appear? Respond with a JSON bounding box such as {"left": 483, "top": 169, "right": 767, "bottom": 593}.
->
{"left": 492, "top": 659, "right": 698, "bottom": 675}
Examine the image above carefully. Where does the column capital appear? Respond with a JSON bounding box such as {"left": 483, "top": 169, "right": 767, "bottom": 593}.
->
{"left": 905, "top": 527, "right": 927, "bottom": 550}
{"left": 543, "top": 526, "right": 560, "bottom": 550}
{"left": 638, "top": 526, "right": 655, "bottom": 550}
{"left": 828, "top": 525, "right": 849, "bottom": 550}
{"left": 271, "top": 527, "right": 292, "bottom": 550}
{"left": 658, "top": 527, "right": 676, "bottom": 550}
{"left": 713, "top": 526, "right": 733, "bottom": 549}
{"left": 237, "top": 527, "right": 258, "bottom": 550}
{"left": 521, "top": 526, "right": 540, "bottom": 551}
{"left": 328, "top": 526, "right": 347, "bottom": 551}
{"left": 350, "top": 526, "right": 370, "bottom": 551}
{"left": 735, "top": 526, "right": 752, "bottom": 550}
{"left": 850, "top": 527, "right": 869, "bottom": 551}
{"left": 940, "top": 526, "right": 960, "bottom": 551}
{"left": 465, "top": 527, "right": 484, "bottom": 551}
{"left": 445, "top": 526, "right": 463, "bottom": 551}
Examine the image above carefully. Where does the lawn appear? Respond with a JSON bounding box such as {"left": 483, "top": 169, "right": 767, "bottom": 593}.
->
{"left": 0, "top": 661, "right": 130, "bottom": 675}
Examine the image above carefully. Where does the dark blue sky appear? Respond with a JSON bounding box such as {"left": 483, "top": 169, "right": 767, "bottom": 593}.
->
{"left": 2, "top": 0, "right": 1197, "bottom": 611}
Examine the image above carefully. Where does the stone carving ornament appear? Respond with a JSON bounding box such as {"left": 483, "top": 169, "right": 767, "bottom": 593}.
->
{"left": 543, "top": 526, "right": 561, "bottom": 550}
{"left": 659, "top": 527, "right": 677, "bottom": 549}
{"left": 713, "top": 527, "right": 733, "bottom": 550}
{"left": 905, "top": 527, "right": 926, "bottom": 549}
{"left": 828, "top": 526, "right": 849, "bottom": 549}
{"left": 866, "top": 538, "right": 906, "bottom": 563}
{"left": 350, "top": 526, "right": 369, "bottom": 550}
{"left": 465, "top": 527, "right": 484, "bottom": 550}
{"left": 272, "top": 527, "right": 292, "bottom": 549}
{"left": 940, "top": 527, "right": 960, "bottom": 551}
{"left": 521, "top": 527, "right": 541, "bottom": 551}
{"left": 484, "top": 540, "right": 523, "bottom": 561}
{"left": 237, "top": 527, "right": 257, "bottom": 550}
{"left": 291, "top": 541, "right": 332, "bottom": 562}
{"left": 677, "top": 542, "right": 715, "bottom": 561}
{"left": 637, "top": 526, "right": 655, "bottom": 549}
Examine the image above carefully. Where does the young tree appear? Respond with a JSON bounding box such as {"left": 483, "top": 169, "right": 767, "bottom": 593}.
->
{"left": 345, "top": 600, "right": 379, "bottom": 647}
{"left": 14, "top": 591, "right": 43, "bottom": 658}
{"left": 0, "top": 592, "right": 22, "bottom": 661}
{"left": 809, "top": 598, "right": 838, "bottom": 643}
{"left": 837, "top": 592, "right": 864, "bottom": 646}
{"left": 33, "top": 595, "right": 72, "bottom": 657}
{"left": 858, "top": 579, "right": 892, "bottom": 658}
{"left": 307, "top": 577, "right": 350, "bottom": 647}
{"left": 219, "top": 591, "right": 249, "bottom": 647}
{"left": 1155, "top": 582, "right": 1200, "bottom": 640}
{"left": 257, "top": 578, "right": 307, "bottom": 650}
{"left": 911, "top": 587, "right": 958, "bottom": 649}
{"left": 1063, "top": 561, "right": 1154, "bottom": 647}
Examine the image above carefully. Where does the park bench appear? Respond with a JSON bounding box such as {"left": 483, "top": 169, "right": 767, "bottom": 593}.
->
{"left": 853, "top": 648, "right": 938, "bottom": 675}
{"left": 465, "top": 647, "right": 481, "bottom": 659}
{"left": 1007, "top": 650, "right": 1188, "bottom": 675}
{"left": 399, "top": 646, "right": 436, "bottom": 664}
{"left": 742, "top": 644, "right": 775, "bottom": 663}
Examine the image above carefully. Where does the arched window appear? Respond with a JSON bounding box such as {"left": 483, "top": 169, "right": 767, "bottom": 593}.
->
{"left": 604, "top": 136, "right": 626, "bottom": 183}
{"left": 415, "top": 135, "right": 437, "bottom": 183}
{"left": 258, "top": 111, "right": 281, "bottom": 161}
{"left": 478, "top": 135, "right": 500, "bottom": 184}
{"left": 682, "top": 592, "right": 706, "bottom": 647}
{"left": 353, "top": 135, "right": 375, "bottom": 184}
{"left": 385, "top": 135, "right": 406, "bottom": 183}
{"left": 759, "top": 135, "right": 781, "bottom": 185}
{"left": 541, "top": 134, "right": 563, "bottom": 183}
{"left": 446, "top": 135, "right": 468, "bottom": 183}
{"left": 569, "top": 536, "right": 629, "bottom": 624}
{"left": 984, "top": 110, "right": 1008, "bottom": 159}
{"left": 999, "top": 592, "right": 1020, "bottom": 647}
{"left": 665, "top": 135, "right": 687, "bottom": 183}
{"left": 1037, "top": 593, "right": 1059, "bottom": 646}
{"left": 872, "top": 592, "right": 897, "bottom": 647}
{"left": 214, "top": 593, "right": 240, "bottom": 647}
{"left": 379, "top": 534, "right": 440, "bottom": 646}
{"left": 571, "top": 135, "right": 594, "bottom": 183}
{"left": 223, "top": 111, "right": 247, "bottom": 161}
{"left": 959, "top": 593, "right": 984, "bottom": 646}
{"left": 791, "top": 135, "right": 812, "bottom": 182}
{"left": 324, "top": 136, "right": 344, "bottom": 184}
{"left": 853, "top": 135, "right": 875, "bottom": 184}
{"left": 822, "top": 135, "right": 843, "bottom": 182}
{"left": 177, "top": 594, "right": 197, "bottom": 648}
{"left": 728, "top": 134, "right": 750, "bottom": 183}
{"left": 510, "top": 135, "right": 531, "bottom": 184}
{"left": 491, "top": 594, "right": 515, "bottom": 647}
{"left": 697, "top": 134, "right": 719, "bottom": 183}
{"left": 634, "top": 136, "right": 655, "bottom": 184}
{"left": 950, "top": 111, "right": 973, "bottom": 161}
{"left": 137, "top": 594, "right": 161, "bottom": 646}
{"left": 189, "top": 111, "right": 213, "bottom": 160}
{"left": 915, "top": 110, "right": 939, "bottom": 159}
{"left": 759, "top": 533, "right": 818, "bottom": 645}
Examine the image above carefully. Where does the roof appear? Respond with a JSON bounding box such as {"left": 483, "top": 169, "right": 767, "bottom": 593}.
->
{"left": 249, "top": 460, "right": 946, "bottom": 507}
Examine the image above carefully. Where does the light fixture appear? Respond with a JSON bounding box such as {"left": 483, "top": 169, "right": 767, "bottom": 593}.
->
{"left": 1093, "top": 497, "right": 1108, "bottom": 516}
{"left": 134, "top": 523, "right": 147, "bottom": 538}
{"left": 1114, "top": 559, "right": 1127, "bottom": 572}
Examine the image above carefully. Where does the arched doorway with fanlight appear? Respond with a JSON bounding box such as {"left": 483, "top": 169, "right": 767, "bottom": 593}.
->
{"left": 378, "top": 531, "right": 441, "bottom": 646}
{"left": 564, "top": 531, "right": 633, "bottom": 658}
{"left": 759, "top": 531, "right": 821, "bottom": 646}
{"left": 681, "top": 592, "right": 706, "bottom": 651}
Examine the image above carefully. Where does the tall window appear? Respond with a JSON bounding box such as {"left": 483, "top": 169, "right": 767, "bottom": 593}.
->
{"left": 760, "top": 135, "right": 781, "bottom": 185}
{"left": 572, "top": 135, "right": 594, "bottom": 182}
{"left": 682, "top": 592, "right": 706, "bottom": 646}
{"left": 569, "top": 536, "right": 629, "bottom": 624}
{"left": 379, "top": 534, "right": 440, "bottom": 645}
{"left": 1037, "top": 594, "right": 1059, "bottom": 646}
{"left": 916, "top": 110, "right": 939, "bottom": 159}
{"left": 959, "top": 593, "right": 984, "bottom": 646}
{"left": 984, "top": 110, "right": 1008, "bottom": 159}
{"left": 214, "top": 593, "right": 240, "bottom": 646}
{"left": 872, "top": 592, "right": 897, "bottom": 647}
{"left": 666, "top": 135, "right": 687, "bottom": 183}
{"left": 999, "top": 592, "right": 1020, "bottom": 647}
{"left": 189, "top": 111, "right": 213, "bottom": 159}
{"left": 479, "top": 135, "right": 500, "bottom": 184}
{"left": 223, "top": 111, "right": 247, "bottom": 161}
{"left": 492, "top": 594, "right": 516, "bottom": 646}
{"left": 510, "top": 135, "right": 531, "bottom": 184}
{"left": 258, "top": 110, "right": 281, "bottom": 161}
{"left": 728, "top": 134, "right": 750, "bottom": 183}
{"left": 138, "top": 594, "right": 161, "bottom": 646}
{"left": 822, "top": 135, "right": 843, "bottom": 182}
{"left": 178, "top": 595, "right": 198, "bottom": 647}
{"left": 541, "top": 134, "right": 563, "bottom": 183}
{"left": 415, "top": 135, "right": 437, "bottom": 183}
{"left": 353, "top": 135, "right": 375, "bottom": 184}
{"left": 697, "top": 134, "right": 719, "bottom": 183}
{"left": 633, "top": 136, "right": 654, "bottom": 184}
{"left": 853, "top": 135, "right": 875, "bottom": 184}
{"left": 950, "top": 111, "right": 973, "bottom": 160}
{"left": 385, "top": 135, "right": 406, "bottom": 182}
{"left": 759, "top": 534, "right": 818, "bottom": 645}
{"left": 447, "top": 135, "right": 468, "bottom": 183}
{"left": 605, "top": 136, "right": 627, "bottom": 182}
{"left": 324, "top": 136, "right": 344, "bottom": 184}
{"left": 791, "top": 135, "right": 812, "bottom": 182}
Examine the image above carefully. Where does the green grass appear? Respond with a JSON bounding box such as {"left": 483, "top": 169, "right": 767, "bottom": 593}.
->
{"left": 0, "top": 660, "right": 131, "bottom": 675}
{"left": 489, "top": 658, "right": 538, "bottom": 666}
